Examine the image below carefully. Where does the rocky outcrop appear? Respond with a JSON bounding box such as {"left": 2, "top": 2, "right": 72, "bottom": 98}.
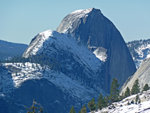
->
{"left": 121, "top": 58, "right": 150, "bottom": 93}
{"left": 57, "top": 8, "right": 136, "bottom": 90}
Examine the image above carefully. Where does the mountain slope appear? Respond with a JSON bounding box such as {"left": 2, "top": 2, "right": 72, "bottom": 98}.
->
{"left": 127, "top": 39, "right": 150, "bottom": 68}
{"left": 57, "top": 8, "right": 136, "bottom": 90}
{"left": 23, "top": 30, "right": 104, "bottom": 94}
{"left": 0, "top": 40, "right": 27, "bottom": 60}
{"left": 0, "top": 62, "right": 98, "bottom": 113}
{"left": 121, "top": 58, "right": 150, "bottom": 94}
{"left": 0, "top": 30, "right": 104, "bottom": 113}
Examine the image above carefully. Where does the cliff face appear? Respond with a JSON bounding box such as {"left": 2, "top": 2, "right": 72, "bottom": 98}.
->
{"left": 57, "top": 8, "right": 136, "bottom": 89}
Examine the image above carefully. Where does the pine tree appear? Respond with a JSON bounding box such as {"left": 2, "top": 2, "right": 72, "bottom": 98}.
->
{"left": 131, "top": 79, "right": 140, "bottom": 95}
{"left": 97, "top": 93, "right": 106, "bottom": 110}
{"left": 135, "top": 94, "right": 140, "bottom": 104}
{"left": 103, "top": 96, "right": 108, "bottom": 107}
{"left": 69, "top": 106, "right": 76, "bottom": 113}
{"left": 110, "top": 78, "right": 119, "bottom": 103}
{"left": 88, "top": 98, "right": 96, "bottom": 112}
{"left": 27, "top": 100, "right": 43, "bottom": 113}
{"left": 124, "top": 87, "right": 130, "bottom": 98}
{"left": 143, "top": 84, "right": 149, "bottom": 91}
{"left": 79, "top": 105, "right": 87, "bottom": 113}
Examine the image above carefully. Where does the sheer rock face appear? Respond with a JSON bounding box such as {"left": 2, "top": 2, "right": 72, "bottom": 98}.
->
{"left": 57, "top": 8, "right": 136, "bottom": 89}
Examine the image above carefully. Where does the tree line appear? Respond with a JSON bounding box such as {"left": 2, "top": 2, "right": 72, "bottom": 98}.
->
{"left": 26, "top": 78, "right": 149, "bottom": 113}
{"left": 69, "top": 78, "right": 150, "bottom": 113}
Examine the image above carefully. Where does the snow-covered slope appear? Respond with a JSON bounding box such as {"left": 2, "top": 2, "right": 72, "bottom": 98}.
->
{"left": 23, "top": 30, "right": 102, "bottom": 72}
{"left": 127, "top": 39, "right": 150, "bottom": 68}
{"left": 94, "top": 90, "right": 150, "bottom": 113}
{"left": 23, "top": 31, "right": 104, "bottom": 91}
{"left": 0, "top": 62, "right": 99, "bottom": 101}
{"left": 0, "top": 62, "right": 101, "bottom": 113}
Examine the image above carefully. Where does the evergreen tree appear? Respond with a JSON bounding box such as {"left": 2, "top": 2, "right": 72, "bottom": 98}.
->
{"left": 124, "top": 87, "right": 130, "bottom": 98}
{"left": 131, "top": 79, "right": 140, "bottom": 95}
{"left": 27, "top": 100, "right": 43, "bottom": 113}
{"left": 69, "top": 106, "right": 76, "bottom": 113}
{"left": 97, "top": 93, "right": 104, "bottom": 110}
{"left": 97, "top": 93, "right": 107, "bottom": 110}
{"left": 143, "top": 84, "right": 149, "bottom": 91}
{"left": 135, "top": 94, "right": 140, "bottom": 104}
{"left": 103, "top": 96, "right": 108, "bottom": 107}
{"left": 88, "top": 98, "right": 96, "bottom": 112}
{"left": 79, "top": 105, "right": 87, "bottom": 113}
{"left": 110, "top": 78, "right": 119, "bottom": 103}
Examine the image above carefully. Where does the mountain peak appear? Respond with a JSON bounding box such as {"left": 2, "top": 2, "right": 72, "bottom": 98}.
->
{"left": 57, "top": 8, "right": 136, "bottom": 90}
{"left": 39, "top": 30, "right": 52, "bottom": 39}
{"left": 70, "top": 8, "right": 101, "bottom": 15}
{"left": 57, "top": 8, "right": 102, "bottom": 34}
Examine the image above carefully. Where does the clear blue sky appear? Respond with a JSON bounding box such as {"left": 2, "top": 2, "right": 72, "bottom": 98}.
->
{"left": 0, "top": 0, "right": 150, "bottom": 44}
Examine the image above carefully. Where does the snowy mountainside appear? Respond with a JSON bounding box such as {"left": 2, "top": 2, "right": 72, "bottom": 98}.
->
{"left": 127, "top": 39, "right": 150, "bottom": 68}
{"left": 23, "top": 30, "right": 105, "bottom": 94}
{"left": 0, "top": 65, "right": 73, "bottom": 113}
{"left": 0, "top": 62, "right": 101, "bottom": 113}
{"left": 23, "top": 30, "right": 102, "bottom": 72}
{"left": 94, "top": 90, "right": 150, "bottom": 113}
{"left": 0, "top": 62, "right": 99, "bottom": 100}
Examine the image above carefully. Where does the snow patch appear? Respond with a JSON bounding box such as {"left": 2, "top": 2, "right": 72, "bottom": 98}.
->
{"left": 71, "top": 8, "right": 93, "bottom": 17}
{"left": 94, "top": 90, "right": 150, "bottom": 113}
{"left": 93, "top": 47, "right": 107, "bottom": 62}
{"left": 39, "top": 30, "right": 52, "bottom": 39}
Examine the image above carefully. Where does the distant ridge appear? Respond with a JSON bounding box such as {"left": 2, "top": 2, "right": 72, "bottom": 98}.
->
{"left": 0, "top": 39, "right": 27, "bottom": 60}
